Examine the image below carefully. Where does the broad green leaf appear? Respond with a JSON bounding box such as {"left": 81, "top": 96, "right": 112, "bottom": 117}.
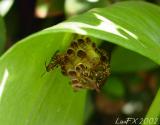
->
{"left": 0, "top": 1, "right": 160, "bottom": 125}
{"left": 0, "top": 16, "right": 6, "bottom": 54}
{"left": 0, "top": 33, "right": 86, "bottom": 125}
{"left": 48, "top": 1, "right": 160, "bottom": 65}
{"left": 111, "top": 47, "right": 159, "bottom": 73}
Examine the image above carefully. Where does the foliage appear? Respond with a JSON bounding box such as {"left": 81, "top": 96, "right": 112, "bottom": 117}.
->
{"left": 0, "top": 1, "right": 160, "bottom": 125}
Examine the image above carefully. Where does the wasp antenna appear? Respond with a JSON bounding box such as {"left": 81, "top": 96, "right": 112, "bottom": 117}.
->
{"left": 51, "top": 50, "right": 59, "bottom": 60}
{"left": 40, "top": 60, "right": 47, "bottom": 78}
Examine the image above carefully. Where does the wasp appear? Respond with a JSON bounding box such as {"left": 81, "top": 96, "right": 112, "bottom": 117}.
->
{"left": 45, "top": 36, "right": 110, "bottom": 92}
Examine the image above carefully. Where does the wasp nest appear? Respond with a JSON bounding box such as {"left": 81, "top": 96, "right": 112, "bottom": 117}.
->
{"left": 46, "top": 37, "right": 110, "bottom": 91}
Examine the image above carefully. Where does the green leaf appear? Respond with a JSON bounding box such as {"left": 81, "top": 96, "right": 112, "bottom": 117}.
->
{"left": 0, "top": 33, "right": 86, "bottom": 125}
{"left": 0, "top": 15, "right": 6, "bottom": 54}
{"left": 48, "top": 1, "right": 160, "bottom": 65}
{"left": 0, "top": 1, "right": 160, "bottom": 125}
{"left": 142, "top": 89, "right": 160, "bottom": 125}
{"left": 111, "top": 47, "right": 159, "bottom": 73}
